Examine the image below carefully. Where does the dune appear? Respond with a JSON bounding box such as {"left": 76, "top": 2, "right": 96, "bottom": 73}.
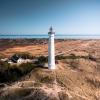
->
{"left": 0, "top": 39, "right": 100, "bottom": 100}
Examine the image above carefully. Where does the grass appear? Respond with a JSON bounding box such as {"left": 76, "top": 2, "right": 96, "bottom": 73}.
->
{"left": 0, "top": 88, "right": 33, "bottom": 100}
{"left": 40, "top": 75, "right": 55, "bottom": 83}
{"left": 68, "top": 59, "right": 79, "bottom": 69}
{"left": 34, "top": 69, "right": 55, "bottom": 84}
{"left": 55, "top": 70, "right": 71, "bottom": 88}
{"left": 56, "top": 53, "right": 96, "bottom": 61}
{"left": 0, "top": 53, "right": 84, "bottom": 83}
{"left": 86, "top": 78, "right": 100, "bottom": 88}
{"left": 56, "top": 54, "right": 81, "bottom": 60}
{"left": 0, "top": 87, "right": 51, "bottom": 100}
{"left": 58, "top": 91, "right": 69, "bottom": 100}
{"left": 0, "top": 55, "right": 5, "bottom": 59}
{"left": 0, "top": 60, "right": 10, "bottom": 70}
{"left": 56, "top": 54, "right": 96, "bottom": 70}
{"left": 11, "top": 88, "right": 33, "bottom": 97}
{"left": 34, "top": 82, "right": 42, "bottom": 87}
{"left": 0, "top": 52, "right": 96, "bottom": 84}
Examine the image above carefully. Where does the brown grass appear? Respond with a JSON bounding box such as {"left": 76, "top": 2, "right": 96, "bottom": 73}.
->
{"left": 86, "top": 77, "right": 100, "bottom": 88}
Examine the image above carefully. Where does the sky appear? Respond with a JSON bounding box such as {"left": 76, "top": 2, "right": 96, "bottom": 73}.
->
{"left": 0, "top": 0, "right": 100, "bottom": 35}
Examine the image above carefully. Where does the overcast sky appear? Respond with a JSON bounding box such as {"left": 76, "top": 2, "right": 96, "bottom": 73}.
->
{"left": 0, "top": 0, "right": 100, "bottom": 35}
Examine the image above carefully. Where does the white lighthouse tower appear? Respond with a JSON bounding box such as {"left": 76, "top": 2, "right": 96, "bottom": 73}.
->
{"left": 48, "top": 27, "right": 56, "bottom": 69}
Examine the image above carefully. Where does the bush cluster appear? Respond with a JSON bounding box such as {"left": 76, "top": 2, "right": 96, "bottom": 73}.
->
{"left": 0, "top": 61, "right": 36, "bottom": 83}
{"left": 35, "top": 56, "right": 48, "bottom": 67}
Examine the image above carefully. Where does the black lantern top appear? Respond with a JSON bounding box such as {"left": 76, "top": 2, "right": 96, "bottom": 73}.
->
{"left": 48, "top": 26, "right": 55, "bottom": 34}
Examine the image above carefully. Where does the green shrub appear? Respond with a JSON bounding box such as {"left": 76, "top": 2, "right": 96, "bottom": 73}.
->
{"left": 18, "top": 63, "right": 36, "bottom": 75}
{"left": 56, "top": 54, "right": 96, "bottom": 61}
{"left": 35, "top": 56, "right": 48, "bottom": 67}
{"left": 56, "top": 55, "right": 67, "bottom": 60}
{"left": 56, "top": 54, "right": 78, "bottom": 60}
{"left": 40, "top": 75, "right": 55, "bottom": 83}
{"left": 0, "top": 61, "right": 10, "bottom": 71}
{"left": 0, "top": 61, "right": 37, "bottom": 83}
{"left": 37, "top": 56, "right": 48, "bottom": 63}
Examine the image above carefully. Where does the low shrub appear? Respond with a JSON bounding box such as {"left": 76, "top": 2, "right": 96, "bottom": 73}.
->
{"left": 56, "top": 54, "right": 96, "bottom": 61}
{"left": 0, "top": 55, "right": 5, "bottom": 59}
{"left": 56, "top": 54, "right": 79, "bottom": 60}
{"left": 0, "top": 61, "right": 37, "bottom": 83}
{"left": 34, "top": 82, "right": 42, "bottom": 87}
{"left": 13, "top": 52, "right": 35, "bottom": 59}
{"left": 40, "top": 75, "right": 55, "bottom": 83}
{"left": 12, "top": 88, "right": 33, "bottom": 97}
{"left": 56, "top": 55, "right": 67, "bottom": 60}
{"left": 37, "top": 56, "right": 48, "bottom": 63}
{"left": 18, "top": 63, "right": 37, "bottom": 75}
{"left": 58, "top": 92, "right": 69, "bottom": 100}
{"left": 0, "top": 68, "right": 22, "bottom": 82}
{"left": 34, "top": 56, "right": 48, "bottom": 67}
{"left": 34, "top": 70, "right": 55, "bottom": 84}
{"left": 0, "top": 60, "right": 10, "bottom": 71}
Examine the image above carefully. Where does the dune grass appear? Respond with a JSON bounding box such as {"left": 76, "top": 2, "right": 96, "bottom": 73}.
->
{"left": 32, "top": 69, "right": 55, "bottom": 84}
{"left": 86, "top": 77, "right": 100, "bottom": 88}
{"left": 56, "top": 53, "right": 96, "bottom": 61}
{"left": 0, "top": 52, "right": 97, "bottom": 84}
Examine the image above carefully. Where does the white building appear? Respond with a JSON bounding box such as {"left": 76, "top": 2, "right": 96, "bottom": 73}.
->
{"left": 48, "top": 27, "right": 56, "bottom": 69}
{"left": 17, "top": 58, "right": 25, "bottom": 64}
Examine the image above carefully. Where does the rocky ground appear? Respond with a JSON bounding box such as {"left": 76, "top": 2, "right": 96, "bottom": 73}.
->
{"left": 0, "top": 39, "right": 100, "bottom": 100}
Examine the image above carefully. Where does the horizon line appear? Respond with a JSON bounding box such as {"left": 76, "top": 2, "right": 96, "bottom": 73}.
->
{"left": 0, "top": 34, "right": 100, "bottom": 36}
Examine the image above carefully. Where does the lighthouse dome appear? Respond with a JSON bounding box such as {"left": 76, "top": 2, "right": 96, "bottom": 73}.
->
{"left": 48, "top": 26, "right": 55, "bottom": 34}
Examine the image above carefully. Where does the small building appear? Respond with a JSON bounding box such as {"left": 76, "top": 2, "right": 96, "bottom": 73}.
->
{"left": 17, "top": 58, "right": 25, "bottom": 64}
{"left": 10, "top": 54, "right": 19, "bottom": 63}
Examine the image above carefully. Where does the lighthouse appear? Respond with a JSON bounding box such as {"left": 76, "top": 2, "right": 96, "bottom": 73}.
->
{"left": 48, "top": 27, "right": 56, "bottom": 69}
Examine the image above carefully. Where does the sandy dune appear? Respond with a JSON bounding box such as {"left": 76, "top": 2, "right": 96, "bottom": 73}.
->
{"left": 0, "top": 39, "right": 100, "bottom": 100}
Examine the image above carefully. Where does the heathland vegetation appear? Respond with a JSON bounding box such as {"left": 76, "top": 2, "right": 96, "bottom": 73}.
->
{"left": 0, "top": 39, "right": 100, "bottom": 100}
